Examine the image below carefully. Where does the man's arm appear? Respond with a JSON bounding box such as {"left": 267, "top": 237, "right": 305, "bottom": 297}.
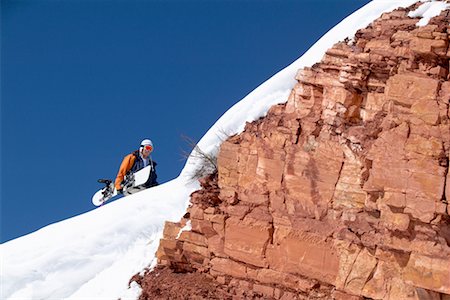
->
{"left": 114, "top": 154, "right": 135, "bottom": 190}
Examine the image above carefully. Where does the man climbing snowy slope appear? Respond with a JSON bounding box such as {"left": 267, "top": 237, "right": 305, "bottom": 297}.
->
{"left": 115, "top": 139, "right": 158, "bottom": 194}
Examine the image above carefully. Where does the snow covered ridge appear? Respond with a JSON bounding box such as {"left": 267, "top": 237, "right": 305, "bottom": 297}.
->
{"left": 180, "top": 0, "right": 450, "bottom": 178}
{"left": 2, "top": 1, "right": 449, "bottom": 300}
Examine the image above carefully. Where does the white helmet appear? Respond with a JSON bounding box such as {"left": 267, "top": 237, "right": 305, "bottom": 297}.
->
{"left": 140, "top": 139, "right": 153, "bottom": 146}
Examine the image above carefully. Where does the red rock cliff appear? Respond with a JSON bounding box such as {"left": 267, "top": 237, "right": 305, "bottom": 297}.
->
{"left": 141, "top": 4, "right": 450, "bottom": 300}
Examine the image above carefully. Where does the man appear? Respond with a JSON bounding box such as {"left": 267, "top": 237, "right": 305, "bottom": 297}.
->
{"left": 114, "top": 139, "right": 158, "bottom": 194}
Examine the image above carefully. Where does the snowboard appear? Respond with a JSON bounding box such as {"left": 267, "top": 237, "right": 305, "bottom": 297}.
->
{"left": 92, "top": 165, "right": 152, "bottom": 206}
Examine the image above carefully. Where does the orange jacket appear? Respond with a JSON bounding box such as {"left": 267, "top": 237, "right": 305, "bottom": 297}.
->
{"left": 115, "top": 153, "right": 137, "bottom": 190}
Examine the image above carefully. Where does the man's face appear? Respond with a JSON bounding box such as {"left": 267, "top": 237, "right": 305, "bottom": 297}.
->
{"left": 141, "top": 145, "right": 153, "bottom": 158}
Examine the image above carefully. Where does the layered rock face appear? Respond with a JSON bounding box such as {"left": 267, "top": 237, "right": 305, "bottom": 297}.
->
{"left": 152, "top": 5, "right": 450, "bottom": 300}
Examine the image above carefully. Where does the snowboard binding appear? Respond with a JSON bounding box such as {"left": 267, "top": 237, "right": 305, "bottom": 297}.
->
{"left": 98, "top": 179, "right": 112, "bottom": 185}
{"left": 98, "top": 179, "right": 114, "bottom": 199}
{"left": 121, "top": 173, "right": 135, "bottom": 195}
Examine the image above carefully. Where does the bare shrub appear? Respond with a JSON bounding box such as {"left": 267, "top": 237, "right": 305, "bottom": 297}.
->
{"left": 181, "top": 129, "right": 231, "bottom": 180}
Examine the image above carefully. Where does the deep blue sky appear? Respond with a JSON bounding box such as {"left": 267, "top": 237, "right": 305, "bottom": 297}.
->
{"left": 1, "top": 0, "right": 370, "bottom": 243}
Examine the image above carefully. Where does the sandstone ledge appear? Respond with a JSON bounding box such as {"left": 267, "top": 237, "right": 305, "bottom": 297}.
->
{"left": 140, "top": 4, "right": 450, "bottom": 300}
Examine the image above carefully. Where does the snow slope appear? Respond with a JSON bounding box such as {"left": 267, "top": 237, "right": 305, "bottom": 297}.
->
{"left": 2, "top": 1, "right": 448, "bottom": 299}
{"left": 1, "top": 179, "right": 199, "bottom": 299}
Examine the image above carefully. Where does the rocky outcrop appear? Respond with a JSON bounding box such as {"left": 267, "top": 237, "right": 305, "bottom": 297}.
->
{"left": 143, "top": 4, "right": 450, "bottom": 300}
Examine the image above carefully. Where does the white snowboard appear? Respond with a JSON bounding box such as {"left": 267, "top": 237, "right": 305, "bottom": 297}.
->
{"left": 92, "top": 165, "right": 152, "bottom": 206}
